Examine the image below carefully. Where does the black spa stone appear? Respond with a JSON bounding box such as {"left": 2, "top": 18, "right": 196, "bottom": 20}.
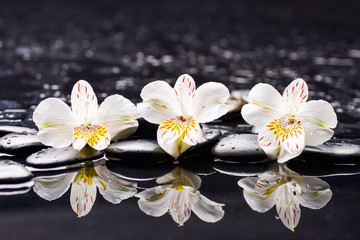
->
{"left": 0, "top": 125, "right": 37, "bottom": 137}
{"left": 300, "top": 139, "right": 360, "bottom": 163}
{"left": 26, "top": 146, "right": 104, "bottom": 168}
{"left": 211, "top": 134, "right": 267, "bottom": 162}
{"left": 0, "top": 133, "right": 46, "bottom": 156}
{"left": 179, "top": 129, "right": 222, "bottom": 159}
{"left": 105, "top": 139, "right": 170, "bottom": 162}
{"left": 0, "top": 160, "right": 33, "bottom": 183}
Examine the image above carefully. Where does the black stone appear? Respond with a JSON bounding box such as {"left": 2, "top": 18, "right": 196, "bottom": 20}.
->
{"left": 0, "top": 126, "right": 37, "bottom": 137}
{"left": 0, "top": 133, "right": 46, "bottom": 156}
{"left": 130, "top": 118, "right": 158, "bottom": 139}
{"left": 26, "top": 146, "right": 104, "bottom": 168}
{"left": 0, "top": 160, "right": 33, "bottom": 184}
{"left": 212, "top": 159, "right": 274, "bottom": 176}
{"left": 300, "top": 139, "right": 360, "bottom": 163}
{"left": 179, "top": 129, "right": 222, "bottom": 159}
{"left": 211, "top": 134, "right": 267, "bottom": 162}
{"left": 105, "top": 139, "right": 171, "bottom": 163}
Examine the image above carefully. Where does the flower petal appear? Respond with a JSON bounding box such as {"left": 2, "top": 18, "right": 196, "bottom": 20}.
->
{"left": 136, "top": 186, "right": 173, "bottom": 217}
{"left": 91, "top": 94, "right": 140, "bottom": 141}
{"left": 138, "top": 80, "right": 181, "bottom": 124}
{"left": 241, "top": 83, "right": 285, "bottom": 128}
{"left": 157, "top": 137, "right": 191, "bottom": 159}
{"left": 158, "top": 117, "right": 187, "bottom": 143}
{"left": 180, "top": 118, "right": 203, "bottom": 146}
{"left": 95, "top": 165, "right": 137, "bottom": 204}
{"left": 238, "top": 177, "right": 276, "bottom": 213}
{"left": 283, "top": 78, "right": 308, "bottom": 114}
{"left": 191, "top": 82, "right": 230, "bottom": 123}
{"left": 258, "top": 119, "right": 305, "bottom": 163}
{"left": 174, "top": 74, "right": 196, "bottom": 116}
{"left": 33, "top": 173, "right": 75, "bottom": 201}
{"left": 33, "top": 98, "right": 79, "bottom": 148}
{"left": 297, "top": 100, "right": 337, "bottom": 146}
{"left": 191, "top": 193, "right": 225, "bottom": 223}
{"left": 71, "top": 80, "right": 98, "bottom": 123}
{"left": 87, "top": 125, "right": 111, "bottom": 150}
{"left": 70, "top": 178, "right": 97, "bottom": 218}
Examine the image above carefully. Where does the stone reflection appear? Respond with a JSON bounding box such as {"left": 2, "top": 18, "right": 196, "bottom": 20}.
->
{"left": 33, "top": 160, "right": 137, "bottom": 217}
{"left": 238, "top": 163, "right": 332, "bottom": 232}
{"left": 136, "top": 166, "right": 224, "bottom": 226}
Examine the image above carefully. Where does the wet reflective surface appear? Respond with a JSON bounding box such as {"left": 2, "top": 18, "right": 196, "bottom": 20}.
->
{"left": 1, "top": 0, "right": 360, "bottom": 239}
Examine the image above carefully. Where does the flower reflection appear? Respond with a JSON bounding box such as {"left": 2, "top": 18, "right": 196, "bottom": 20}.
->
{"left": 33, "top": 161, "right": 137, "bottom": 217}
{"left": 238, "top": 163, "right": 332, "bottom": 232}
{"left": 136, "top": 166, "right": 224, "bottom": 226}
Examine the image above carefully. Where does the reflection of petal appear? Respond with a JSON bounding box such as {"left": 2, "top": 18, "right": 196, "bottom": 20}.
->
{"left": 169, "top": 188, "right": 193, "bottom": 226}
{"left": 191, "top": 192, "right": 225, "bottom": 223}
{"left": 136, "top": 186, "right": 173, "bottom": 217}
{"left": 297, "top": 176, "right": 332, "bottom": 209}
{"left": 70, "top": 178, "right": 97, "bottom": 218}
{"left": 91, "top": 94, "right": 140, "bottom": 141}
{"left": 95, "top": 165, "right": 137, "bottom": 204}
{"left": 238, "top": 177, "right": 276, "bottom": 213}
{"left": 275, "top": 184, "right": 301, "bottom": 232}
{"left": 71, "top": 80, "right": 98, "bottom": 123}
{"left": 156, "top": 167, "right": 201, "bottom": 190}
{"left": 33, "top": 173, "right": 76, "bottom": 201}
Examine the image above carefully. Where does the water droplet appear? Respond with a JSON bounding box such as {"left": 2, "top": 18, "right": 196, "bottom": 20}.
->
{"left": 7, "top": 140, "right": 11, "bottom": 144}
{"left": 220, "top": 144, "right": 225, "bottom": 147}
{"left": 231, "top": 147, "right": 235, "bottom": 150}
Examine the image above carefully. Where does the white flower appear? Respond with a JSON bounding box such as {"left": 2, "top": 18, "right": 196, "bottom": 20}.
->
{"left": 33, "top": 80, "right": 140, "bottom": 151}
{"left": 135, "top": 167, "right": 225, "bottom": 226}
{"left": 238, "top": 164, "right": 332, "bottom": 232}
{"left": 137, "top": 74, "right": 230, "bottom": 158}
{"left": 33, "top": 162, "right": 137, "bottom": 218}
{"left": 241, "top": 78, "right": 337, "bottom": 163}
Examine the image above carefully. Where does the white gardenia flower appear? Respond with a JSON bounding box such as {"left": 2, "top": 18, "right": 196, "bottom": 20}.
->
{"left": 135, "top": 167, "right": 225, "bottom": 226}
{"left": 238, "top": 164, "right": 332, "bottom": 232}
{"left": 241, "top": 78, "right": 337, "bottom": 163}
{"left": 33, "top": 162, "right": 137, "bottom": 218}
{"left": 137, "top": 74, "right": 230, "bottom": 158}
{"left": 33, "top": 80, "right": 140, "bottom": 151}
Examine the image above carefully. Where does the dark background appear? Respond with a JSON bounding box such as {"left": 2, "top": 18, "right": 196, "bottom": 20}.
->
{"left": 1, "top": 0, "right": 360, "bottom": 239}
